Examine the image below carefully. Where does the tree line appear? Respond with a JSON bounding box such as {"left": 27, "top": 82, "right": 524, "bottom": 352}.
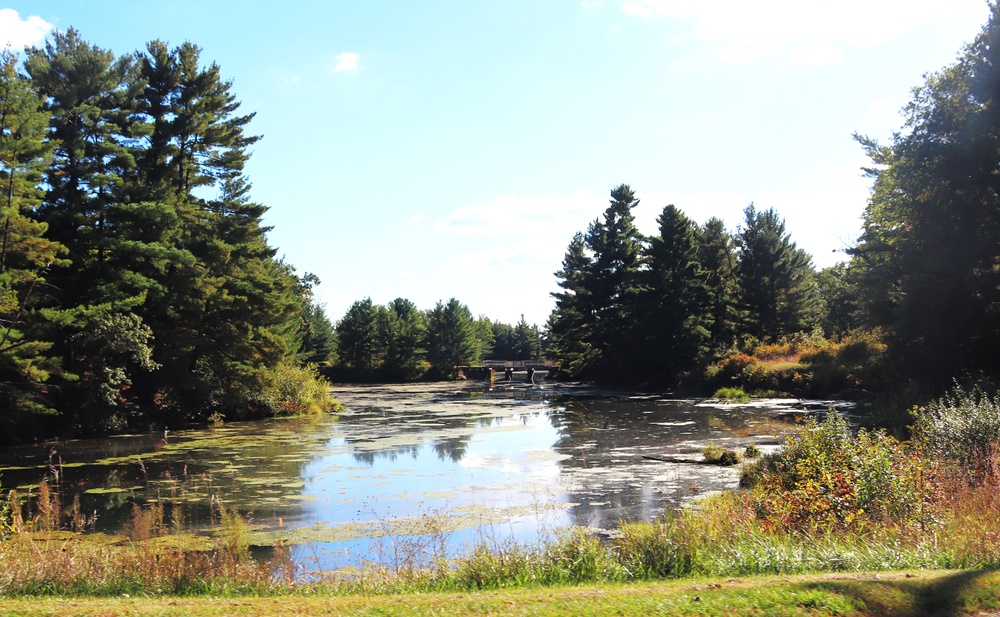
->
{"left": 546, "top": 187, "right": 822, "bottom": 388}
{"left": 550, "top": 4, "right": 1000, "bottom": 393}
{"left": 0, "top": 30, "right": 333, "bottom": 441}
{"left": 330, "top": 297, "right": 542, "bottom": 381}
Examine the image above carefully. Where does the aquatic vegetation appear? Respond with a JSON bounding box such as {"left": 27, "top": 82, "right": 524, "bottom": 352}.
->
{"left": 712, "top": 387, "right": 751, "bottom": 403}
{"left": 702, "top": 444, "right": 740, "bottom": 466}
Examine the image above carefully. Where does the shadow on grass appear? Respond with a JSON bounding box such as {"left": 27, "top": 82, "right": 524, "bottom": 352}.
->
{"left": 801, "top": 569, "right": 999, "bottom": 617}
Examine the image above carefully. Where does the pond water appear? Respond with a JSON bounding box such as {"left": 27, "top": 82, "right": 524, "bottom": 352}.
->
{"left": 0, "top": 381, "right": 850, "bottom": 572}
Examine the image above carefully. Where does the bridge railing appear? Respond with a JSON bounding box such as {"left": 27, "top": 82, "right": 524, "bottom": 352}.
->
{"left": 480, "top": 360, "right": 558, "bottom": 369}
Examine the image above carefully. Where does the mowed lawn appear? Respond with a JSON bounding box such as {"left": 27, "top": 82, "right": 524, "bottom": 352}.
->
{"left": 1, "top": 570, "right": 999, "bottom": 617}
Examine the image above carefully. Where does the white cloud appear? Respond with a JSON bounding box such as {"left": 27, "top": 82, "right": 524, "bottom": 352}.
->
{"left": 620, "top": 0, "right": 988, "bottom": 66}
{"left": 333, "top": 52, "right": 359, "bottom": 72}
{"left": 434, "top": 189, "right": 603, "bottom": 241}
{"left": 0, "top": 9, "right": 52, "bottom": 49}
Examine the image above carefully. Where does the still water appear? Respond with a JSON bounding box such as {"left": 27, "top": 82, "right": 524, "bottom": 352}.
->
{"left": 0, "top": 382, "right": 844, "bottom": 570}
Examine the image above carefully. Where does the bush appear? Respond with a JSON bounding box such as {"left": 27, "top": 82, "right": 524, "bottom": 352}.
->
{"left": 256, "top": 362, "right": 339, "bottom": 416}
{"left": 742, "top": 411, "right": 925, "bottom": 531}
{"left": 913, "top": 383, "right": 1000, "bottom": 483}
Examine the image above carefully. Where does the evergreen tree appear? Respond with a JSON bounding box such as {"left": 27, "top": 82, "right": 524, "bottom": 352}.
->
{"left": 488, "top": 321, "right": 517, "bottom": 359}
{"left": 852, "top": 4, "right": 1000, "bottom": 380}
{"left": 585, "top": 185, "right": 645, "bottom": 382}
{"left": 0, "top": 51, "right": 67, "bottom": 423}
{"left": 425, "top": 298, "right": 481, "bottom": 376}
{"left": 639, "top": 204, "right": 711, "bottom": 385}
{"left": 298, "top": 301, "right": 337, "bottom": 367}
{"left": 512, "top": 315, "right": 542, "bottom": 360}
{"left": 547, "top": 232, "right": 594, "bottom": 376}
{"left": 22, "top": 33, "right": 163, "bottom": 430}
{"left": 815, "top": 262, "right": 862, "bottom": 337}
{"left": 24, "top": 29, "right": 142, "bottom": 291}
{"left": 697, "top": 217, "right": 741, "bottom": 354}
{"left": 736, "top": 204, "right": 820, "bottom": 341}
{"left": 335, "top": 298, "right": 383, "bottom": 375}
{"left": 380, "top": 297, "right": 426, "bottom": 380}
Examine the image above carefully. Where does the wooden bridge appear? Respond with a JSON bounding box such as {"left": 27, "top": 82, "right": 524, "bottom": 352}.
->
{"left": 456, "top": 360, "right": 558, "bottom": 381}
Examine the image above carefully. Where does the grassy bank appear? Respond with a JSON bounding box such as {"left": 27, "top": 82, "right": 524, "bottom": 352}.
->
{"left": 0, "top": 570, "right": 997, "bottom": 616}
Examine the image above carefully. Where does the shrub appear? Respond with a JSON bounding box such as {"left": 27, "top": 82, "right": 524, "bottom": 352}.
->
{"left": 913, "top": 383, "right": 1000, "bottom": 483}
{"left": 707, "top": 353, "right": 767, "bottom": 392}
{"left": 754, "top": 342, "right": 798, "bottom": 361}
{"left": 256, "top": 362, "right": 339, "bottom": 416}
{"left": 742, "top": 411, "right": 925, "bottom": 531}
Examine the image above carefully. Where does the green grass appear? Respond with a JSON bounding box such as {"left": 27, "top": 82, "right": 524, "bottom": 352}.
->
{"left": 712, "top": 387, "right": 751, "bottom": 403}
{"left": 0, "top": 571, "right": 997, "bottom": 616}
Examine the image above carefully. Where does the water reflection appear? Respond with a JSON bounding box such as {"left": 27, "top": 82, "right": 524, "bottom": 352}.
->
{"left": 0, "top": 382, "right": 841, "bottom": 571}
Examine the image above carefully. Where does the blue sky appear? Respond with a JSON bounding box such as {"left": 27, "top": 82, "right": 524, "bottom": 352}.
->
{"left": 0, "top": 1, "right": 993, "bottom": 326}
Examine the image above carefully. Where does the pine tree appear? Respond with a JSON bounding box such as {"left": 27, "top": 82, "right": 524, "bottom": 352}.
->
{"left": 24, "top": 32, "right": 165, "bottom": 430}
{"left": 335, "top": 298, "right": 383, "bottom": 375}
{"left": 547, "top": 232, "right": 594, "bottom": 376}
{"left": 639, "top": 204, "right": 711, "bottom": 385}
{"left": 736, "top": 204, "right": 820, "bottom": 341}
{"left": 380, "top": 297, "right": 426, "bottom": 380}
{"left": 698, "top": 217, "right": 741, "bottom": 354}
{"left": 0, "top": 51, "right": 68, "bottom": 422}
{"left": 512, "top": 315, "right": 542, "bottom": 360}
{"left": 24, "top": 29, "right": 142, "bottom": 289}
{"left": 298, "top": 301, "right": 337, "bottom": 367}
{"left": 852, "top": 4, "right": 1000, "bottom": 380}
{"left": 583, "top": 184, "right": 645, "bottom": 382}
{"left": 425, "top": 298, "right": 481, "bottom": 376}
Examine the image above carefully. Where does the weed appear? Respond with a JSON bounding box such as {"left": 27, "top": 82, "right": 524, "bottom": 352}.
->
{"left": 912, "top": 383, "right": 1000, "bottom": 483}
{"left": 702, "top": 444, "right": 740, "bottom": 466}
{"left": 712, "top": 387, "right": 750, "bottom": 403}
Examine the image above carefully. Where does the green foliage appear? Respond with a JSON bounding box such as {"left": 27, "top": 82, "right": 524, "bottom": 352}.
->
{"left": 297, "top": 301, "right": 336, "bottom": 367}
{"left": 912, "top": 383, "right": 1000, "bottom": 482}
{"left": 741, "top": 411, "right": 925, "bottom": 531}
{"left": 0, "top": 50, "right": 67, "bottom": 422}
{"left": 425, "top": 298, "right": 482, "bottom": 377}
{"left": 255, "top": 361, "right": 335, "bottom": 416}
{"left": 63, "top": 310, "right": 159, "bottom": 432}
{"left": 638, "top": 204, "right": 712, "bottom": 386}
{"left": 547, "top": 185, "right": 645, "bottom": 384}
{"left": 697, "top": 217, "right": 742, "bottom": 355}
{"left": 612, "top": 519, "right": 694, "bottom": 578}
{"left": 712, "top": 387, "right": 750, "bottom": 403}
{"left": 380, "top": 297, "right": 427, "bottom": 381}
{"left": 850, "top": 5, "right": 1000, "bottom": 383}
{"left": 736, "top": 204, "right": 821, "bottom": 342}
{"left": 335, "top": 298, "right": 383, "bottom": 374}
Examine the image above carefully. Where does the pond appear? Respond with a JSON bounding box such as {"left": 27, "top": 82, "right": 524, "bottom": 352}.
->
{"left": 0, "top": 381, "right": 851, "bottom": 572}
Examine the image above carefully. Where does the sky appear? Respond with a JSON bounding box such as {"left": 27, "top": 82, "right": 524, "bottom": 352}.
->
{"left": 0, "top": 1, "right": 994, "bottom": 327}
